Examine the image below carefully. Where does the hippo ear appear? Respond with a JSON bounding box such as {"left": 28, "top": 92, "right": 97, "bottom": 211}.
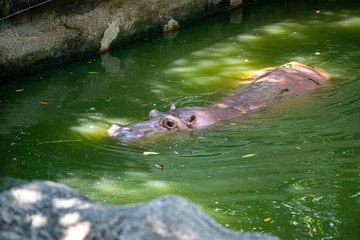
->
{"left": 170, "top": 104, "right": 176, "bottom": 110}
{"left": 149, "top": 110, "right": 161, "bottom": 120}
{"left": 185, "top": 115, "right": 196, "bottom": 128}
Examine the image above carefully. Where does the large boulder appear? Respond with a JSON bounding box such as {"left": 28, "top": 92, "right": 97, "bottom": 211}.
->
{"left": 0, "top": 181, "right": 278, "bottom": 240}
{"left": 0, "top": 0, "right": 251, "bottom": 80}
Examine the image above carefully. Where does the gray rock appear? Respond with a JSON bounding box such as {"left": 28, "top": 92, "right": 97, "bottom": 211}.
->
{"left": 0, "top": 181, "right": 278, "bottom": 240}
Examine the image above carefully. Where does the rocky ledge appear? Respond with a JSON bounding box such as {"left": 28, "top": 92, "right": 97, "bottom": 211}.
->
{"left": 0, "top": 180, "right": 278, "bottom": 240}
{"left": 0, "top": 0, "right": 250, "bottom": 80}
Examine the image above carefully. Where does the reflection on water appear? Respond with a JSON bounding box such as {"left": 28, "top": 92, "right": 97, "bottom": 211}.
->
{"left": 1, "top": 0, "right": 360, "bottom": 239}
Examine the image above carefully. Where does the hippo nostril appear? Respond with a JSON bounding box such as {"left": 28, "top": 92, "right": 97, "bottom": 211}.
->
{"left": 121, "top": 127, "right": 131, "bottom": 131}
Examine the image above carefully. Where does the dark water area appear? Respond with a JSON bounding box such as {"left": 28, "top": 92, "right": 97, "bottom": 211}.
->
{"left": 1, "top": 0, "right": 360, "bottom": 239}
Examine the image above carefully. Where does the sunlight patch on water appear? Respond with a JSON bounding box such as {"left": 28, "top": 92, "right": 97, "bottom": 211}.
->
{"left": 60, "top": 170, "right": 173, "bottom": 204}
{"left": 145, "top": 180, "right": 171, "bottom": 191}
{"left": 166, "top": 52, "right": 257, "bottom": 89}
{"left": 169, "top": 66, "right": 198, "bottom": 74}
{"left": 333, "top": 16, "right": 360, "bottom": 28}
{"left": 257, "top": 22, "right": 305, "bottom": 39}
{"left": 70, "top": 114, "right": 132, "bottom": 139}
{"left": 236, "top": 34, "right": 259, "bottom": 42}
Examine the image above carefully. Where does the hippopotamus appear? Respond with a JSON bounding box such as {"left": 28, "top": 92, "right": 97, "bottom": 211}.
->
{"left": 108, "top": 62, "right": 328, "bottom": 141}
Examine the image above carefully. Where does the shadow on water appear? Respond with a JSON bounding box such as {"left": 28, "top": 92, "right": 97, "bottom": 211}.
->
{"left": 1, "top": 0, "right": 360, "bottom": 239}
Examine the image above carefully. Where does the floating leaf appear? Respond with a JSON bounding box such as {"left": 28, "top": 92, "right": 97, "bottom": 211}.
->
{"left": 143, "top": 152, "right": 160, "bottom": 156}
{"left": 264, "top": 218, "right": 272, "bottom": 222}
{"left": 229, "top": 123, "right": 237, "bottom": 126}
{"left": 242, "top": 153, "right": 256, "bottom": 158}
{"left": 174, "top": 151, "right": 179, "bottom": 155}
{"left": 39, "top": 102, "right": 48, "bottom": 105}
{"left": 88, "top": 72, "right": 98, "bottom": 74}
{"left": 16, "top": 89, "right": 24, "bottom": 92}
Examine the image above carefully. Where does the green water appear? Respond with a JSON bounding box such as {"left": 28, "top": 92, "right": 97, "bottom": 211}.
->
{"left": 1, "top": 0, "right": 360, "bottom": 239}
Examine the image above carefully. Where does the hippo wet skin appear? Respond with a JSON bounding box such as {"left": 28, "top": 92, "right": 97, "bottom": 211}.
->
{"left": 108, "top": 62, "right": 328, "bottom": 141}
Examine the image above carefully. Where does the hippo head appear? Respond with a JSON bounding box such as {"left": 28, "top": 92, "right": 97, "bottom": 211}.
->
{"left": 107, "top": 104, "right": 205, "bottom": 141}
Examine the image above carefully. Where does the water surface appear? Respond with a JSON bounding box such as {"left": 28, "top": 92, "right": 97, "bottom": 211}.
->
{"left": 1, "top": 0, "right": 360, "bottom": 239}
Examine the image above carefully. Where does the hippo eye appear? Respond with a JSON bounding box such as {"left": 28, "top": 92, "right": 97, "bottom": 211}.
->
{"left": 161, "top": 117, "right": 178, "bottom": 129}
{"left": 166, "top": 121, "right": 175, "bottom": 128}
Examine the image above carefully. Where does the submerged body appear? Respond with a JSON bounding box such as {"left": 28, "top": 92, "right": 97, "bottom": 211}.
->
{"left": 108, "top": 62, "right": 329, "bottom": 141}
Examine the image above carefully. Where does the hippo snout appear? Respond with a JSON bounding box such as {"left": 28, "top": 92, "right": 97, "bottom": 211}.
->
{"left": 107, "top": 124, "right": 133, "bottom": 136}
{"left": 108, "top": 124, "right": 133, "bottom": 135}
{"left": 107, "top": 121, "right": 160, "bottom": 141}
{"left": 107, "top": 124, "right": 122, "bottom": 136}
